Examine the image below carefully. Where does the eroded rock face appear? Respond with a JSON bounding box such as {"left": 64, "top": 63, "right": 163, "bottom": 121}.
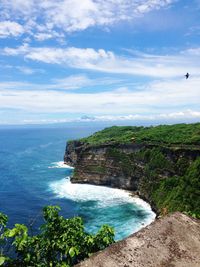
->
{"left": 75, "top": 212, "right": 200, "bottom": 267}
{"left": 64, "top": 141, "right": 200, "bottom": 213}
{"left": 65, "top": 143, "right": 145, "bottom": 189}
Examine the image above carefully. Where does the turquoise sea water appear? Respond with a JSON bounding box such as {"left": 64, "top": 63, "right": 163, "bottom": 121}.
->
{"left": 0, "top": 125, "right": 155, "bottom": 240}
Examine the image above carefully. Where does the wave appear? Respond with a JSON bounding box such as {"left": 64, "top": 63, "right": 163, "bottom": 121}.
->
{"left": 49, "top": 177, "right": 155, "bottom": 212}
{"left": 39, "top": 142, "right": 53, "bottom": 148}
{"left": 48, "top": 161, "right": 74, "bottom": 169}
{"left": 49, "top": 178, "right": 156, "bottom": 239}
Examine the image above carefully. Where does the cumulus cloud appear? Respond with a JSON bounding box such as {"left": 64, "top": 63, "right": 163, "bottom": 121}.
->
{"left": 0, "top": 0, "right": 176, "bottom": 39}
{"left": 0, "top": 21, "right": 24, "bottom": 38}
{"left": 3, "top": 44, "right": 200, "bottom": 78}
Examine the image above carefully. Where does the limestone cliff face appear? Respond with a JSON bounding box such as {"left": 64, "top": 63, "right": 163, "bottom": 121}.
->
{"left": 65, "top": 142, "right": 144, "bottom": 189}
{"left": 64, "top": 141, "right": 200, "bottom": 212}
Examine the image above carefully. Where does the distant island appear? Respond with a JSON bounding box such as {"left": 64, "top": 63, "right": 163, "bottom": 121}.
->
{"left": 65, "top": 123, "right": 200, "bottom": 218}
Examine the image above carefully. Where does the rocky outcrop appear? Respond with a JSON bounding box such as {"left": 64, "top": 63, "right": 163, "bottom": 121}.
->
{"left": 75, "top": 212, "right": 200, "bottom": 267}
{"left": 64, "top": 141, "right": 200, "bottom": 213}
{"left": 65, "top": 142, "right": 144, "bottom": 189}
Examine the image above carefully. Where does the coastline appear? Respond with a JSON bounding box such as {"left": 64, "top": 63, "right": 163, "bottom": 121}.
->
{"left": 70, "top": 179, "right": 157, "bottom": 232}
{"left": 66, "top": 164, "right": 159, "bottom": 218}
{"left": 64, "top": 133, "right": 200, "bottom": 219}
{"left": 52, "top": 163, "right": 156, "bottom": 239}
{"left": 129, "top": 191, "right": 159, "bottom": 217}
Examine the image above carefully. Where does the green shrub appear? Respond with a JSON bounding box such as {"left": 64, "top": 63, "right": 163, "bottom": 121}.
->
{"left": 85, "top": 165, "right": 107, "bottom": 174}
{"left": 152, "top": 157, "right": 200, "bottom": 217}
{"left": 0, "top": 206, "right": 114, "bottom": 267}
{"left": 106, "top": 148, "right": 136, "bottom": 176}
{"left": 78, "top": 123, "right": 200, "bottom": 146}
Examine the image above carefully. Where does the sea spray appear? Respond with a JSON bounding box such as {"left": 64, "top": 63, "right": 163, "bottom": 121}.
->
{"left": 49, "top": 167, "right": 156, "bottom": 240}
{"left": 48, "top": 161, "right": 74, "bottom": 169}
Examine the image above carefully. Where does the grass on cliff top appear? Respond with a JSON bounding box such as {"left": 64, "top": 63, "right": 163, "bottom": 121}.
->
{"left": 78, "top": 123, "right": 200, "bottom": 146}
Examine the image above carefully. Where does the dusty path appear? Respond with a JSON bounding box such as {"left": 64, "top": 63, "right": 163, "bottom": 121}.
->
{"left": 76, "top": 212, "right": 200, "bottom": 267}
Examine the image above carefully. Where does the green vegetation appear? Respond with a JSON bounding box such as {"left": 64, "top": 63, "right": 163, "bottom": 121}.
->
{"left": 152, "top": 157, "right": 200, "bottom": 217}
{"left": 0, "top": 206, "right": 114, "bottom": 267}
{"left": 106, "top": 148, "right": 136, "bottom": 176}
{"left": 77, "top": 123, "right": 200, "bottom": 218}
{"left": 136, "top": 148, "right": 200, "bottom": 218}
{"left": 102, "top": 146, "right": 200, "bottom": 218}
{"left": 79, "top": 123, "right": 200, "bottom": 146}
{"left": 85, "top": 165, "right": 107, "bottom": 174}
{"left": 137, "top": 148, "right": 173, "bottom": 171}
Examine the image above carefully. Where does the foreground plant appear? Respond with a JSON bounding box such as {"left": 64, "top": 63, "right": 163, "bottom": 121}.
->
{"left": 0, "top": 206, "right": 115, "bottom": 267}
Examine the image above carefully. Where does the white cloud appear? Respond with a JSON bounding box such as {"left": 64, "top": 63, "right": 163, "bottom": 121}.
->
{"left": 0, "top": 76, "right": 200, "bottom": 115}
{"left": 78, "top": 110, "right": 200, "bottom": 122}
{"left": 49, "top": 75, "right": 122, "bottom": 90}
{"left": 0, "top": 0, "right": 177, "bottom": 39}
{"left": 0, "top": 74, "right": 120, "bottom": 91}
{"left": 3, "top": 44, "right": 200, "bottom": 78}
{"left": 0, "top": 21, "right": 24, "bottom": 38}
{"left": 18, "top": 110, "right": 200, "bottom": 125}
{"left": 1, "top": 73, "right": 200, "bottom": 124}
{"left": 0, "top": 62, "right": 44, "bottom": 75}
{"left": 184, "top": 47, "right": 200, "bottom": 56}
{"left": 16, "top": 66, "right": 43, "bottom": 75}
{"left": 34, "top": 32, "right": 54, "bottom": 41}
{"left": 51, "top": 75, "right": 94, "bottom": 90}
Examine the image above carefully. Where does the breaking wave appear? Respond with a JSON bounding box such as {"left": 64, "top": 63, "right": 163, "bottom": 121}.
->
{"left": 48, "top": 161, "right": 74, "bottom": 169}
{"left": 49, "top": 177, "right": 156, "bottom": 240}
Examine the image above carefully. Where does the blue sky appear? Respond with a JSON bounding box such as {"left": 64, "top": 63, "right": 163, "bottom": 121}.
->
{"left": 0, "top": 0, "right": 200, "bottom": 125}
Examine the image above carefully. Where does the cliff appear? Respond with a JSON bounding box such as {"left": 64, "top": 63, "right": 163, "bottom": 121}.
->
{"left": 75, "top": 212, "right": 200, "bottom": 267}
{"left": 64, "top": 124, "right": 200, "bottom": 216}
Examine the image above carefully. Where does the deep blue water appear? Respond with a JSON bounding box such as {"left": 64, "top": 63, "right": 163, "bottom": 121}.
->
{"left": 0, "top": 126, "right": 155, "bottom": 240}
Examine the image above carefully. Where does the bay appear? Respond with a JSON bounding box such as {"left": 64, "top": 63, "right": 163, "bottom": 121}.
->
{"left": 0, "top": 125, "right": 155, "bottom": 240}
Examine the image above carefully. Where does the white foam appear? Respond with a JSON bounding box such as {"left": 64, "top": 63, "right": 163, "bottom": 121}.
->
{"left": 49, "top": 178, "right": 156, "bottom": 239}
{"left": 49, "top": 178, "right": 154, "bottom": 212}
{"left": 39, "top": 142, "right": 53, "bottom": 148}
{"left": 48, "top": 161, "right": 74, "bottom": 169}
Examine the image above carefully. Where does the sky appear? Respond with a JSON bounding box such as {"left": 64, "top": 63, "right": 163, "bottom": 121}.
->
{"left": 0, "top": 0, "right": 200, "bottom": 125}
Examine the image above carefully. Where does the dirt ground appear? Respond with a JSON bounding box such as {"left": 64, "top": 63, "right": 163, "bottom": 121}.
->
{"left": 76, "top": 212, "right": 200, "bottom": 267}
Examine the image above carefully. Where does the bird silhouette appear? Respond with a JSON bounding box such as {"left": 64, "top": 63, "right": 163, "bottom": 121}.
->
{"left": 185, "top": 73, "right": 189, "bottom": 79}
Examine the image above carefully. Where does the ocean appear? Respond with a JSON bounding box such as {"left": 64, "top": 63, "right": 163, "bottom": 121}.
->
{"left": 0, "top": 125, "right": 155, "bottom": 240}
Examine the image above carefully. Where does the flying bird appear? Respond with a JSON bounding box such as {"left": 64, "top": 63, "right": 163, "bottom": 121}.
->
{"left": 185, "top": 73, "right": 189, "bottom": 79}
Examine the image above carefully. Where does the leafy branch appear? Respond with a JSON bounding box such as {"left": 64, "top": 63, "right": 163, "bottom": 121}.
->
{"left": 0, "top": 206, "right": 115, "bottom": 267}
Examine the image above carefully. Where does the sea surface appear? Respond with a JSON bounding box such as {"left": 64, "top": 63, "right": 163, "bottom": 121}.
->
{"left": 0, "top": 125, "right": 155, "bottom": 240}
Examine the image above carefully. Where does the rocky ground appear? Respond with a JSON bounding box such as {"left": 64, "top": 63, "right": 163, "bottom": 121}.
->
{"left": 75, "top": 212, "right": 200, "bottom": 267}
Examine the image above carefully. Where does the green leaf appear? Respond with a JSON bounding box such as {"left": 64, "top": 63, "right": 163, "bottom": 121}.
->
{"left": 0, "top": 213, "right": 8, "bottom": 227}
{"left": 69, "top": 247, "right": 75, "bottom": 258}
{"left": 0, "top": 205, "right": 115, "bottom": 265}
{"left": 0, "top": 257, "right": 6, "bottom": 266}
{"left": 7, "top": 228, "right": 17, "bottom": 237}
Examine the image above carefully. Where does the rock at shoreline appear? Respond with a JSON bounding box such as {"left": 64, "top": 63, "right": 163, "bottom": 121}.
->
{"left": 75, "top": 212, "right": 200, "bottom": 267}
{"left": 64, "top": 140, "right": 200, "bottom": 215}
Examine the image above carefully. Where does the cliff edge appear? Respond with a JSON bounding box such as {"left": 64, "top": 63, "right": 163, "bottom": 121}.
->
{"left": 64, "top": 124, "right": 200, "bottom": 215}
{"left": 64, "top": 124, "right": 200, "bottom": 266}
{"left": 75, "top": 212, "right": 200, "bottom": 267}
